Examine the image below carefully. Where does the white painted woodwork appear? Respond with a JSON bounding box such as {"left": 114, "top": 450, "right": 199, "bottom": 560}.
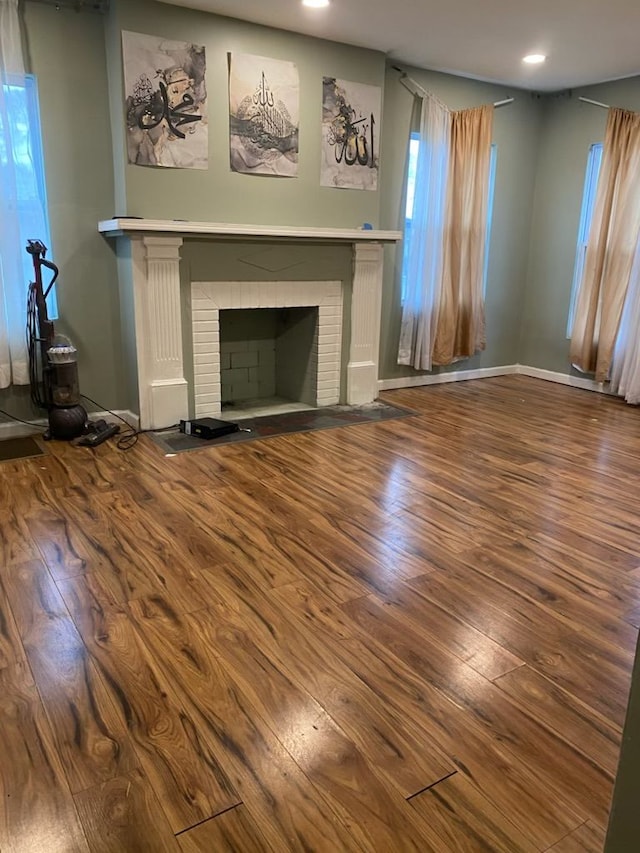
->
{"left": 100, "top": 220, "right": 402, "bottom": 429}
{"left": 130, "top": 236, "right": 188, "bottom": 430}
{"left": 99, "top": 218, "right": 401, "bottom": 244}
{"left": 348, "top": 243, "right": 385, "bottom": 405}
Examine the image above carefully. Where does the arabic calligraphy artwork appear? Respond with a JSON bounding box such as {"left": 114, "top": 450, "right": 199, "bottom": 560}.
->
{"left": 122, "top": 30, "right": 207, "bottom": 169}
{"left": 321, "top": 78, "right": 381, "bottom": 191}
{"left": 229, "top": 53, "right": 299, "bottom": 177}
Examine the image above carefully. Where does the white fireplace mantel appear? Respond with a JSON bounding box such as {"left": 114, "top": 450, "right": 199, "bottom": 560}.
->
{"left": 99, "top": 218, "right": 402, "bottom": 430}
{"left": 99, "top": 218, "right": 401, "bottom": 244}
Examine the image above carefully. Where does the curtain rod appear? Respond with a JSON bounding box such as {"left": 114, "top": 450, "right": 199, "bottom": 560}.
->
{"left": 578, "top": 96, "right": 610, "bottom": 109}
{"left": 27, "top": 0, "right": 109, "bottom": 12}
{"left": 392, "top": 66, "right": 514, "bottom": 108}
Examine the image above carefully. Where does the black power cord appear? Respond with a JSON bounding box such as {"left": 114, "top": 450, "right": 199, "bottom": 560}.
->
{"left": 79, "top": 393, "right": 138, "bottom": 449}
{"left": 79, "top": 393, "right": 178, "bottom": 451}
{"left": 0, "top": 396, "right": 177, "bottom": 452}
{"left": 0, "top": 407, "right": 46, "bottom": 433}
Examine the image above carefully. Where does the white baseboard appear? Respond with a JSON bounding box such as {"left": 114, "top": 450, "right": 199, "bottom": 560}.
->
{"left": 0, "top": 409, "right": 139, "bottom": 440}
{"left": 2, "top": 367, "right": 611, "bottom": 441}
{"left": 378, "top": 364, "right": 518, "bottom": 391}
{"left": 0, "top": 414, "right": 47, "bottom": 439}
{"left": 111, "top": 410, "right": 140, "bottom": 429}
{"left": 515, "top": 364, "right": 610, "bottom": 394}
{"left": 378, "top": 362, "right": 613, "bottom": 396}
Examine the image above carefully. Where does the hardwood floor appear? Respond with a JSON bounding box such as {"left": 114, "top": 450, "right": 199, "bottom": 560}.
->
{"left": 0, "top": 375, "right": 637, "bottom": 851}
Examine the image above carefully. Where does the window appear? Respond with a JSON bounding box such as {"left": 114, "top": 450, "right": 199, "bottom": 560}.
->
{"left": 483, "top": 143, "right": 498, "bottom": 295}
{"left": 0, "top": 74, "right": 56, "bottom": 317}
{"left": 401, "top": 138, "right": 497, "bottom": 302}
{"left": 567, "top": 143, "right": 603, "bottom": 337}
{"left": 400, "top": 132, "right": 421, "bottom": 302}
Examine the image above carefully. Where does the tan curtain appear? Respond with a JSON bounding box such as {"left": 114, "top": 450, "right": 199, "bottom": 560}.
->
{"left": 432, "top": 104, "right": 493, "bottom": 366}
{"left": 570, "top": 108, "right": 640, "bottom": 381}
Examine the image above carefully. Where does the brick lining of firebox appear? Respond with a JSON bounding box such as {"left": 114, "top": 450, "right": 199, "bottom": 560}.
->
{"left": 191, "top": 280, "right": 343, "bottom": 418}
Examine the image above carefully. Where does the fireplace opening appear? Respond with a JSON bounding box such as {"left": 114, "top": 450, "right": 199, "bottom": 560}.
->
{"left": 219, "top": 307, "right": 319, "bottom": 417}
{"left": 192, "top": 279, "right": 343, "bottom": 420}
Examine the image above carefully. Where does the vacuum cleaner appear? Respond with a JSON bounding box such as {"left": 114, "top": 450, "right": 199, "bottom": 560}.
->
{"left": 26, "top": 240, "right": 89, "bottom": 441}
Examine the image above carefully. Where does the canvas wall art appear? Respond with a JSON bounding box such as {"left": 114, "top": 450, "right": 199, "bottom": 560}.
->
{"left": 228, "top": 53, "right": 299, "bottom": 177}
{"left": 321, "top": 77, "right": 381, "bottom": 191}
{"left": 122, "top": 30, "right": 208, "bottom": 170}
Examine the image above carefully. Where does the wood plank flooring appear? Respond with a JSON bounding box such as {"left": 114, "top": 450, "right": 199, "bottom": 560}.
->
{"left": 0, "top": 375, "right": 638, "bottom": 851}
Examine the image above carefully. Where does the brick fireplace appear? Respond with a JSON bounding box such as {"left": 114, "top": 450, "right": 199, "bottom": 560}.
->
{"left": 192, "top": 280, "right": 343, "bottom": 418}
{"left": 98, "top": 219, "right": 402, "bottom": 430}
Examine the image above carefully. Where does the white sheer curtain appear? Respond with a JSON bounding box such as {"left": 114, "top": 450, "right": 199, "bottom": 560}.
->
{"left": 610, "top": 236, "right": 640, "bottom": 403}
{"left": 0, "top": 0, "right": 29, "bottom": 387}
{"left": 397, "top": 92, "right": 450, "bottom": 370}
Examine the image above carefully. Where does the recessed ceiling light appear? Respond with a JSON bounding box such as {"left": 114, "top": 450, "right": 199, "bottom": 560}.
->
{"left": 302, "top": 0, "right": 330, "bottom": 8}
{"left": 523, "top": 54, "right": 546, "bottom": 65}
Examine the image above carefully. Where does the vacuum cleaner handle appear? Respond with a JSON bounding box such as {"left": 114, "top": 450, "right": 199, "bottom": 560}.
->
{"left": 40, "top": 258, "right": 59, "bottom": 299}
{"left": 26, "top": 240, "right": 59, "bottom": 300}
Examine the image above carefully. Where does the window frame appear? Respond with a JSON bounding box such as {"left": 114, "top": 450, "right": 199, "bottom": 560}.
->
{"left": 400, "top": 136, "right": 497, "bottom": 303}
{"left": 400, "top": 131, "right": 421, "bottom": 303}
{"left": 1, "top": 73, "right": 56, "bottom": 318}
{"left": 567, "top": 142, "right": 603, "bottom": 337}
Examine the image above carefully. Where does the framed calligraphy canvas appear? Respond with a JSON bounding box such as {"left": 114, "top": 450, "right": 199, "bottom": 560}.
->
{"left": 122, "top": 30, "right": 208, "bottom": 170}
{"left": 321, "top": 78, "right": 381, "bottom": 191}
{"left": 228, "top": 53, "right": 299, "bottom": 177}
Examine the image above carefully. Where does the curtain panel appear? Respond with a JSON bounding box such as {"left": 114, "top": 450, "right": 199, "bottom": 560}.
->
{"left": 0, "top": 0, "right": 29, "bottom": 387}
{"left": 610, "top": 241, "right": 640, "bottom": 403}
{"left": 432, "top": 104, "right": 493, "bottom": 365}
{"left": 570, "top": 107, "right": 640, "bottom": 382}
{"left": 397, "top": 92, "right": 450, "bottom": 370}
{"left": 397, "top": 97, "right": 493, "bottom": 370}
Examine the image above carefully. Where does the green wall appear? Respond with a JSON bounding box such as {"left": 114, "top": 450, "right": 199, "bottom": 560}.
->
{"left": 4, "top": 0, "right": 640, "bottom": 427}
{"left": 0, "top": 2, "right": 122, "bottom": 422}
{"left": 29, "top": 4, "right": 124, "bottom": 413}
{"left": 521, "top": 77, "right": 640, "bottom": 374}
{"left": 106, "top": 0, "right": 383, "bottom": 229}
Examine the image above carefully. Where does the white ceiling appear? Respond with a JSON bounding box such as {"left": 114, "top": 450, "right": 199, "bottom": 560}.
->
{"left": 159, "top": 0, "right": 640, "bottom": 92}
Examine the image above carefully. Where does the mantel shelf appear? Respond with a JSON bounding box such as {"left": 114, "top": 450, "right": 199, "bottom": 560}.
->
{"left": 98, "top": 218, "right": 402, "bottom": 243}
